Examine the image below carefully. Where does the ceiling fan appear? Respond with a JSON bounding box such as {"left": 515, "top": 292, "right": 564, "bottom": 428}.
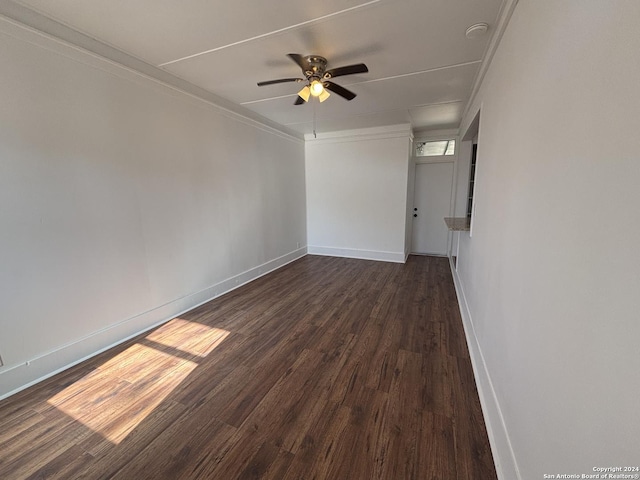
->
{"left": 257, "top": 53, "right": 368, "bottom": 105}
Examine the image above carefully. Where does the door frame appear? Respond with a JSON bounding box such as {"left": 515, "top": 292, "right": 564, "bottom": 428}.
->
{"left": 410, "top": 136, "right": 459, "bottom": 256}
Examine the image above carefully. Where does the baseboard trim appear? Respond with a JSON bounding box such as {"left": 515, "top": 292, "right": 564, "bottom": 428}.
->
{"left": 307, "top": 245, "right": 405, "bottom": 263}
{"left": 0, "top": 247, "right": 307, "bottom": 400}
{"left": 448, "top": 257, "right": 521, "bottom": 480}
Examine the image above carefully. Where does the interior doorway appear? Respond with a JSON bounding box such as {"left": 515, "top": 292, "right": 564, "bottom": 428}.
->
{"left": 411, "top": 160, "right": 454, "bottom": 256}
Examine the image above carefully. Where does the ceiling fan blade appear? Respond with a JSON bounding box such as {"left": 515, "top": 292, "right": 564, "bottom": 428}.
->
{"left": 324, "top": 81, "right": 357, "bottom": 101}
{"left": 294, "top": 96, "right": 305, "bottom": 105}
{"left": 257, "top": 78, "right": 303, "bottom": 86}
{"left": 287, "top": 53, "right": 308, "bottom": 72}
{"left": 323, "top": 63, "right": 368, "bottom": 79}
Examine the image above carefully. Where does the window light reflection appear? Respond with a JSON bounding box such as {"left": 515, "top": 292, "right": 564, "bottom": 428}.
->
{"left": 47, "top": 318, "right": 229, "bottom": 444}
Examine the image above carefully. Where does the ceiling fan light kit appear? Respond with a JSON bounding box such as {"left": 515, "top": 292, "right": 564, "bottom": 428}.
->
{"left": 318, "top": 89, "right": 330, "bottom": 103}
{"left": 297, "top": 85, "right": 311, "bottom": 102}
{"left": 257, "top": 53, "right": 369, "bottom": 105}
{"left": 310, "top": 80, "right": 324, "bottom": 96}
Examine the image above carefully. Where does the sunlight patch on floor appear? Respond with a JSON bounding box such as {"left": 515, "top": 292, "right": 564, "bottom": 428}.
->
{"left": 146, "top": 317, "right": 230, "bottom": 357}
{"left": 47, "top": 318, "right": 229, "bottom": 443}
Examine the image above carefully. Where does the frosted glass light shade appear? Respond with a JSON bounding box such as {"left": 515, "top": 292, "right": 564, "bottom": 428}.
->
{"left": 297, "top": 86, "right": 310, "bottom": 102}
{"left": 319, "top": 89, "right": 330, "bottom": 102}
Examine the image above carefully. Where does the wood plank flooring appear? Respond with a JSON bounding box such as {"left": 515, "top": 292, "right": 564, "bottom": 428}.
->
{"left": 0, "top": 255, "right": 497, "bottom": 479}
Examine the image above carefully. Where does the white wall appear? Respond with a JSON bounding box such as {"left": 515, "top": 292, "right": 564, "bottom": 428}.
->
{"left": 453, "top": 140, "right": 472, "bottom": 219}
{"left": 454, "top": 1, "right": 640, "bottom": 478}
{"left": 0, "top": 17, "right": 306, "bottom": 398}
{"left": 404, "top": 144, "right": 416, "bottom": 260}
{"left": 448, "top": 139, "right": 471, "bottom": 258}
{"left": 305, "top": 126, "right": 412, "bottom": 263}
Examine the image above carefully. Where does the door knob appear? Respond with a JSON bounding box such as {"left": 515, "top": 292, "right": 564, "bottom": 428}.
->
{"left": 413, "top": 213, "right": 417, "bottom": 217}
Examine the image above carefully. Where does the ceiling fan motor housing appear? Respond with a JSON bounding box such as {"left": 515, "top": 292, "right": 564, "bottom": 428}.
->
{"left": 304, "top": 55, "right": 327, "bottom": 80}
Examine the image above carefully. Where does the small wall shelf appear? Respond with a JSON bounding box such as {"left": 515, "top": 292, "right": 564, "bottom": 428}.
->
{"left": 444, "top": 217, "right": 471, "bottom": 231}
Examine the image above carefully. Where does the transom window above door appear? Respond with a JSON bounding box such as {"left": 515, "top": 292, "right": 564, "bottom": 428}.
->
{"left": 415, "top": 140, "right": 455, "bottom": 156}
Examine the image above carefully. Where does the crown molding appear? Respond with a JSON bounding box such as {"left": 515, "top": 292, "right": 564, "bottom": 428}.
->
{"left": 304, "top": 123, "right": 413, "bottom": 145}
{"left": 461, "top": 0, "right": 520, "bottom": 123}
{"left": 0, "top": 1, "right": 304, "bottom": 143}
{"left": 413, "top": 128, "right": 460, "bottom": 140}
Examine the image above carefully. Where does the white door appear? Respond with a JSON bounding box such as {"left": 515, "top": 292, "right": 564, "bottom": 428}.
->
{"left": 411, "top": 161, "right": 454, "bottom": 255}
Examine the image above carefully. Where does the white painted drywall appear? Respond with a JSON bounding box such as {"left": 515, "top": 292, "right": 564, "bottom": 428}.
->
{"left": 305, "top": 127, "right": 412, "bottom": 263}
{"left": 455, "top": 1, "right": 640, "bottom": 478}
{"left": 449, "top": 140, "right": 472, "bottom": 257}
{"left": 454, "top": 140, "right": 472, "bottom": 219}
{"left": 0, "top": 17, "right": 306, "bottom": 397}
{"left": 404, "top": 145, "right": 416, "bottom": 260}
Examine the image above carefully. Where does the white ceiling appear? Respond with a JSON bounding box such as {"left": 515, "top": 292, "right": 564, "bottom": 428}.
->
{"left": 13, "top": 0, "right": 504, "bottom": 135}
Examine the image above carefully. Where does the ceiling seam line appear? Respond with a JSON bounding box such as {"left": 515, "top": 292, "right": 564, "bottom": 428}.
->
{"left": 241, "top": 60, "right": 482, "bottom": 105}
{"left": 410, "top": 99, "right": 467, "bottom": 109}
{"left": 355, "top": 60, "right": 482, "bottom": 85}
{"left": 157, "top": 0, "right": 382, "bottom": 67}
{"left": 243, "top": 94, "right": 463, "bottom": 106}
{"left": 0, "top": 11, "right": 303, "bottom": 141}
{"left": 241, "top": 93, "right": 299, "bottom": 105}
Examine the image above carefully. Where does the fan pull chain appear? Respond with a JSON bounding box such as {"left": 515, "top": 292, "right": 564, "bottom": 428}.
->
{"left": 313, "top": 98, "right": 317, "bottom": 138}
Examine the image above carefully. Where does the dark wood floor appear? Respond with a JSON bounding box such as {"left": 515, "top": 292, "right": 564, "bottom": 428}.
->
{"left": 0, "top": 255, "right": 497, "bottom": 480}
